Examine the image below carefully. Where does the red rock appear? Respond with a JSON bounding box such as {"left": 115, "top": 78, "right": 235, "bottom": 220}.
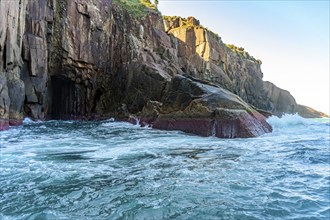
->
{"left": 0, "top": 119, "right": 9, "bottom": 131}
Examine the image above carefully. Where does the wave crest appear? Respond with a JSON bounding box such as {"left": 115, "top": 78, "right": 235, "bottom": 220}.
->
{"left": 23, "top": 117, "right": 35, "bottom": 124}
{"left": 22, "top": 117, "right": 44, "bottom": 125}
{"left": 267, "top": 114, "right": 329, "bottom": 128}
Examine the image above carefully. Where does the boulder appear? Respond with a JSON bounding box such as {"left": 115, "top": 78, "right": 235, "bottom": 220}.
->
{"left": 140, "top": 100, "right": 162, "bottom": 126}
{"left": 149, "top": 75, "right": 272, "bottom": 138}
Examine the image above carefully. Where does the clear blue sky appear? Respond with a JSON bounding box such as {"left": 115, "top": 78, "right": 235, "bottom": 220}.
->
{"left": 157, "top": 0, "right": 330, "bottom": 115}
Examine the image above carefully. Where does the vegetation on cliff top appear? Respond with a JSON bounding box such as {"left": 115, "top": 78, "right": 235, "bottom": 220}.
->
{"left": 114, "top": 3, "right": 260, "bottom": 64}
{"left": 163, "top": 16, "right": 196, "bottom": 28}
{"left": 225, "top": 44, "right": 262, "bottom": 64}
{"left": 162, "top": 16, "right": 261, "bottom": 64}
{"left": 113, "top": 0, "right": 158, "bottom": 17}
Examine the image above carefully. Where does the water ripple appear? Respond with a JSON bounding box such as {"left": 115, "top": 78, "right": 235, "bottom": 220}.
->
{"left": 0, "top": 118, "right": 329, "bottom": 219}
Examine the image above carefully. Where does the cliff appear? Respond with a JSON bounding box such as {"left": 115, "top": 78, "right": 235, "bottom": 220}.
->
{"left": 0, "top": 0, "right": 326, "bottom": 136}
{"left": 162, "top": 16, "right": 305, "bottom": 116}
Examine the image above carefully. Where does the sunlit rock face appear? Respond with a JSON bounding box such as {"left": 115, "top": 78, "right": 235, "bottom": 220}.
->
{"left": 296, "top": 105, "right": 329, "bottom": 118}
{"left": 162, "top": 16, "right": 304, "bottom": 117}
{"left": 0, "top": 0, "right": 325, "bottom": 134}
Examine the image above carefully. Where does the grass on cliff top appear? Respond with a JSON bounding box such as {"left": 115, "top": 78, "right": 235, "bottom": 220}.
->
{"left": 225, "top": 44, "right": 261, "bottom": 64}
{"left": 113, "top": 0, "right": 158, "bottom": 17}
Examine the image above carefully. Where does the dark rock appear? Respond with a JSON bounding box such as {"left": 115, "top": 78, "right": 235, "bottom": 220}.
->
{"left": 151, "top": 75, "right": 272, "bottom": 138}
{"left": 140, "top": 100, "right": 162, "bottom": 126}
{"left": 117, "top": 103, "right": 130, "bottom": 120}
{"left": 6, "top": 73, "right": 25, "bottom": 125}
{"left": 0, "top": 73, "right": 10, "bottom": 130}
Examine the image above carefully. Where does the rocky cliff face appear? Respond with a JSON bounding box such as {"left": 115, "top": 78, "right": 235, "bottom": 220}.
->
{"left": 162, "top": 16, "right": 301, "bottom": 116}
{"left": 0, "top": 0, "right": 26, "bottom": 129}
{"left": 48, "top": 0, "right": 113, "bottom": 119}
{"left": 0, "top": 0, "right": 326, "bottom": 134}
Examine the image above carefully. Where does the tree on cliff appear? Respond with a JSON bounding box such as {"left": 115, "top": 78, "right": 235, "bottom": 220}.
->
{"left": 155, "top": 0, "right": 159, "bottom": 7}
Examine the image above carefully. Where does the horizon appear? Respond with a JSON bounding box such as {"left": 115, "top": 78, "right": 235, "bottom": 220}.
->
{"left": 156, "top": 0, "right": 330, "bottom": 115}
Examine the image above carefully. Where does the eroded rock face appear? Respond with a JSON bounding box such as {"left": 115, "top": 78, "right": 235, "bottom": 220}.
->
{"left": 144, "top": 75, "right": 272, "bottom": 138}
{"left": 47, "top": 1, "right": 171, "bottom": 119}
{"left": 48, "top": 0, "right": 113, "bottom": 119}
{"left": 21, "top": 0, "right": 53, "bottom": 120}
{"left": 0, "top": 0, "right": 26, "bottom": 126}
{"left": 262, "top": 81, "right": 297, "bottom": 116}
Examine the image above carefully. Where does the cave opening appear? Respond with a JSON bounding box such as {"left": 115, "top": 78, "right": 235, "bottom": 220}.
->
{"left": 51, "top": 75, "right": 86, "bottom": 119}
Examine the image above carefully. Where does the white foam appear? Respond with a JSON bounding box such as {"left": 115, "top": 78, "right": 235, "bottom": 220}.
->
{"left": 267, "top": 113, "right": 318, "bottom": 128}
{"left": 22, "top": 117, "right": 43, "bottom": 125}
{"left": 101, "top": 121, "right": 132, "bottom": 128}
{"left": 22, "top": 117, "right": 34, "bottom": 124}
{"left": 104, "top": 118, "right": 115, "bottom": 122}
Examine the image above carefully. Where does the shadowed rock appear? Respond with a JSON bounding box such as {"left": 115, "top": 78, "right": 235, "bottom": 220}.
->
{"left": 0, "top": 73, "right": 10, "bottom": 130}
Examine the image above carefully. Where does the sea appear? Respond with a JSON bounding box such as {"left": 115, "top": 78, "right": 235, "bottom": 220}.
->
{"left": 0, "top": 114, "right": 329, "bottom": 219}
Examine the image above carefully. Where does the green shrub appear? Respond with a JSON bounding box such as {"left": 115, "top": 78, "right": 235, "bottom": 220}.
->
{"left": 112, "top": 0, "right": 157, "bottom": 18}
{"left": 225, "top": 44, "right": 259, "bottom": 63}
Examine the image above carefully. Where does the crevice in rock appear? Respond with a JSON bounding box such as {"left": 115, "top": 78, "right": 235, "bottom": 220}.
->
{"left": 91, "top": 89, "right": 102, "bottom": 113}
{"left": 3, "top": 34, "right": 7, "bottom": 70}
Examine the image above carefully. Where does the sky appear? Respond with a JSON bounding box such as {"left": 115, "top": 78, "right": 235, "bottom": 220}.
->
{"left": 156, "top": 0, "right": 330, "bottom": 115}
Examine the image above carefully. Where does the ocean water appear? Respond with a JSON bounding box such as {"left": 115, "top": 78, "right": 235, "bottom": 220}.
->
{"left": 0, "top": 114, "right": 329, "bottom": 220}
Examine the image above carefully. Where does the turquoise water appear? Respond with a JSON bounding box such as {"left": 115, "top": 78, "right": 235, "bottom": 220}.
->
{"left": 0, "top": 115, "right": 329, "bottom": 219}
